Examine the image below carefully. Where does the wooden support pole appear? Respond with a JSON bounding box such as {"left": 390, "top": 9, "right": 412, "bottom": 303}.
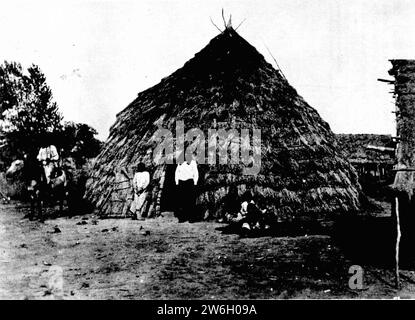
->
{"left": 377, "top": 78, "right": 395, "bottom": 84}
{"left": 395, "top": 196, "right": 401, "bottom": 289}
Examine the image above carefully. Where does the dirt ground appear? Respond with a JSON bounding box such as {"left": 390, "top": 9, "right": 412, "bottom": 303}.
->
{"left": 1, "top": 201, "right": 415, "bottom": 300}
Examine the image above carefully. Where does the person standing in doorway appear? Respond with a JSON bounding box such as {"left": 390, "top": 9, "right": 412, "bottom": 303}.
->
{"left": 175, "top": 155, "right": 199, "bottom": 222}
{"left": 130, "top": 163, "right": 150, "bottom": 220}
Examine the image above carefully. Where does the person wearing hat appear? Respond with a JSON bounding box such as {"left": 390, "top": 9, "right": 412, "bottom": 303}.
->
{"left": 129, "top": 163, "right": 150, "bottom": 220}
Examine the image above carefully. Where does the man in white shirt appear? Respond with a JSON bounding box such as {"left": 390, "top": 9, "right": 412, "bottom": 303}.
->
{"left": 175, "top": 157, "right": 199, "bottom": 222}
{"left": 130, "top": 163, "right": 150, "bottom": 220}
{"left": 37, "top": 136, "right": 60, "bottom": 184}
{"left": 175, "top": 159, "right": 198, "bottom": 186}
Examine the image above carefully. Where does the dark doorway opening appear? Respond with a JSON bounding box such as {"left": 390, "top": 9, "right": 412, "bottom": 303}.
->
{"left": 160, "top": 164, "right": 177, "bottom": 212}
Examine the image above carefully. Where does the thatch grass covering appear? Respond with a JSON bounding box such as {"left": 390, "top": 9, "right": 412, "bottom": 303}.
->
{"left": 85, "top": 27, "right": 361, "bottom": 220}
{"left": 389, "top": 60, "right": 415, "bottom": 196}
{"left": 336, "top": 134, "right": 395, "bottom": 164}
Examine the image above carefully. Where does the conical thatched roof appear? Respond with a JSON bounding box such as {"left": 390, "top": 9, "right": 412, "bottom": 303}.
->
{"left": 85, "top": 27, "right": 361, "bottom": 220}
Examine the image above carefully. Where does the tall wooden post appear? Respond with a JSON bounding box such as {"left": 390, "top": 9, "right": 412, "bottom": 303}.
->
{"left": 395, "top": 197, "right": 401, "bottom": 288}
{"left": 386, "top": 60, "right": 415, "bottom": 287}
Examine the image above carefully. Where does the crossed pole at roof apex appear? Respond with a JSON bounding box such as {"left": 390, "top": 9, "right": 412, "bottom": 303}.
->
{"left": 222, "top": 8, "right": 232, "bottom": 29}
{"left": 210, "top": 9, "right": 246, "bottom": 33}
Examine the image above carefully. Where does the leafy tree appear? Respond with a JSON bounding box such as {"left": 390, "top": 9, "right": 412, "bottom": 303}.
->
{"left": 0, "top": 61, "right": 62, "bottom": 165}
{"left": 56, "top": 121, "right": 102, "bottom": 165}
{"left": 0, "top": 61, "right": 25, "bottom": 117}
{"left": 0, "top": 61, "right": 102, "bottom": 172}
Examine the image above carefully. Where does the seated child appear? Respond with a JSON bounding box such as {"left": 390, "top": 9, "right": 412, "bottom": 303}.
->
{"left": 226, "top": 192, "right": 267, "bottom": 232}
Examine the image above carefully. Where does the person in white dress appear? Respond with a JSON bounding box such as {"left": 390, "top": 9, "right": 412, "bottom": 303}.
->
{"left": 130, "top": 163, "right": 150, "bottom": 220}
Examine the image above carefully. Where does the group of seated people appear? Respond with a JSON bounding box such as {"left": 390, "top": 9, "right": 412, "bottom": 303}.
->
{"left": 222, "top": 191, "right": 273, "bottom": 236}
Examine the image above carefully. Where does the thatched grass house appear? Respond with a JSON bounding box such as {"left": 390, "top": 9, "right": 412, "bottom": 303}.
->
{"left": 379, "top": 60, "right": 415, "bottom": 265}
{"left": 85, "top": 27, "right": 361, "bottom": 220}
{"left": 388, "top": 60, "right": 415, "bottom": 196}
{"left": 336, "top": 134, "right": 395, "bottom": 180}
{"left": 387, "top": 60, "right": 415, "bottom": 212}
{"left": 336, "top": 133, "right": 395, "bottom": 199}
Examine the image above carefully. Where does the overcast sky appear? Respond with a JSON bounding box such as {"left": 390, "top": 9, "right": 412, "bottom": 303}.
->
{"left": 2, "top": 0, "right": 414, "bottom": 140}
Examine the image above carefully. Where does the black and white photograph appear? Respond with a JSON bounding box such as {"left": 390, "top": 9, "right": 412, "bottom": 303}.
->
{"left": 1, "top": 0, "right": 415, "bottom": 305}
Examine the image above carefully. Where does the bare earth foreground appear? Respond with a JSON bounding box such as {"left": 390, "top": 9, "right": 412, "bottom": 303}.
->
{"left": 1, "top": 201, "right": 415, "bottom": 300}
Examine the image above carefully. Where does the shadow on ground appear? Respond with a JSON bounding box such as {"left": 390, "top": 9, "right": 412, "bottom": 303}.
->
{"left": 333, "top": 215, "right": 415, "bottom": 270}
{"left": 217, "top": 212, "right": 415, "bottom": 272}
{"left": 217, "top": 219, "right": 329, "bottom": 238}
